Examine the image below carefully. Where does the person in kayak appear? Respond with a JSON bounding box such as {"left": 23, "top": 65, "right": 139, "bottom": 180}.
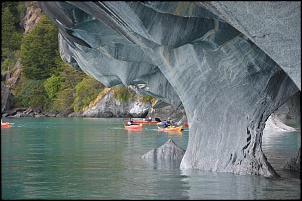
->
{"left": 162, "top": 117, "right": 175, "bottom": 128}
{"left": 128, "top": 118, "right": 137, "bottom": 125}
{"left": 147, "top": 115, "right": 152, "bottom": 122}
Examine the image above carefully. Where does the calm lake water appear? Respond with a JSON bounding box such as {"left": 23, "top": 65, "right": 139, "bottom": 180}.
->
{"left": 1, "top": 117, "right": 300, "bottom": 200}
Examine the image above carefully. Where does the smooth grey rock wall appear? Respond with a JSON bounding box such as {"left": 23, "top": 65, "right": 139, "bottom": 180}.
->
{"left": 38, "top": 1, "right": 300, "bottom": 177}
{"left": 199, "top": 1, "right": 301, "bottom": 90}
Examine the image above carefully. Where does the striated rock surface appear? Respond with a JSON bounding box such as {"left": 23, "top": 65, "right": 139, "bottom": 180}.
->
{"left": 282, "top": 147, "right": 301, "bottom": 172}
{"left": 38, "top": 1, "right": 300, "bottom": 177}
{"left": 142, "top": 139, "right": 185, "bottom": 160}
{"left": 264, "top": 113, "right": 296, "bottom": 132}
{"left": 142, "top": 139, "right": 186, "bottom": 170}
{"left": 199, "top": 1, "right": 301, "bottom": 90}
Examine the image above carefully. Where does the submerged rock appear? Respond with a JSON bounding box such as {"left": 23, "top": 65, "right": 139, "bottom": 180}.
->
{"left": 142, "top": 139, "right": 185, "bottom": 160}
{"left": 282, "top": 147, "right": 301, "bottom": 172}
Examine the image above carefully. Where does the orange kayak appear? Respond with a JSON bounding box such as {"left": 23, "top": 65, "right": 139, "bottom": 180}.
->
{"left": 157, "top": 125, "right": 182, "bottom": 132}
{"left": 125, "top": 124, "right": 143, "bottom": 130}
{"left": 1, "top": 122, "right": 10, "bottom": 128}
{"left": 124, "top": 119, "right": 158, "bottom": 124}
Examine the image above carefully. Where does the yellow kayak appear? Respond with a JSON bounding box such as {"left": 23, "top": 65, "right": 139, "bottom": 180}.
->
{"left": 157, "top": 125, "right": 182, "bottom": 132}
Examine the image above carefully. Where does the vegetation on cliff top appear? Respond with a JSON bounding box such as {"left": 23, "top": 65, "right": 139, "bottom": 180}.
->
{"left": 1, "top": 2, "right": 155, "bottom": 114}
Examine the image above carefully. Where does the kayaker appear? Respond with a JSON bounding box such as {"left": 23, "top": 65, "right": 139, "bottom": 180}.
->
{"left": 147, "top": 116, "right": 152, "bottom": 122}
{"left": 128, "top": 118, "right": 136, "bottom": 125}
{"left": 163, "top": 117, "right": 174, "bottom": 128}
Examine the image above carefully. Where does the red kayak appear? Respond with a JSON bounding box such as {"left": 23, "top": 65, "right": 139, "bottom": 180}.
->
{"left": 124, "top": 124, "right": 143, "bottom": 130}
{"left": 124, "top": 119, "right": 158, "bottom": 124}
{"left": 1, "top": 122, "right": 10, "bottom": 128}
{"left": 157, "top": 125, "right": 182, "bottom": 132}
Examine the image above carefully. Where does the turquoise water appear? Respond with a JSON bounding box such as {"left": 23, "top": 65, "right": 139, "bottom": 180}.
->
{"left": 1, "top": 117, "right": 300, "bottom": 200}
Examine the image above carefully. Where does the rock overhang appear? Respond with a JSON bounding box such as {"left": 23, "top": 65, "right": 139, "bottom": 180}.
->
{"left": 38, "top": 1, "right": 301, "bottom": 177}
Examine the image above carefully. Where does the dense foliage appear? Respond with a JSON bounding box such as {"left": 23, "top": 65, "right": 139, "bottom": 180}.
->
{"left": 20, "top": 15, "right": 59, "bottom": 80}
{"left": 1, "top": 2, "right": 25, "bottom": 71}
{"left": 2, "top": 2, "right": 156, "bottom": 114}
{"left": 112, "top": 86, "right": 136, "bottom": 103}
{"left": 74, "top": 77, "right": 105, "bottom": 112}
{"left": 13, "top": 76, "right": 49, "bottom": 110}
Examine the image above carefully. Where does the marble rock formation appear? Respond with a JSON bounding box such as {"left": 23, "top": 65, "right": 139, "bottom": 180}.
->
{"left": 282, "top": 147, "right": 301, "bottom": 172}
{"left": 142, "top": 139, "right": 185, "bottom": 160}
{"left": 37, "top": 1, "right": 301, "bottom": 177}
{"left": 142, "top": 139, "right": 186, "bottom": 170}
{"left": 264, "top": 113, "right": 296, "bottom": 132}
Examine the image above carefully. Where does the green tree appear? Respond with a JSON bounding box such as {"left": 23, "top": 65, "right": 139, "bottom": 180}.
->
{"left": 20, "top": 14, "right": 59, "bottom": 80}
{"left": 14, "top": 76, "right": 49, "bottom": 110}
{"left": 1, "top": 6, "right": 16, "bottom": 50}
{"left": 112, "top": 86, "right": 136, "bottom": 103}
{"left": 74, "top": 77, "right": 105, "bottom": 111}
{"left": 44, "top": 74, "right": 61, "bottom": 100}
{"left": 141, "top": 95, "right": 156, "bottom": 104}
{"left": 50, "top": 58, "right": 87, "bottom": 112}
{"left": 1, "top": 3, "right": 23, "bottom": 51}
{"left": 2, "top": 2, "right": 25, "bottom": 29}
{"left": 1, "top": 5, "right": 23, "bottom": 71}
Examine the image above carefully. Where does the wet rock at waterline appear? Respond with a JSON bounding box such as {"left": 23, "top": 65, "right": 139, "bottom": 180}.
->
{"left": 282, "top": 147, "right": 301, "bottom": 172}
{"left": 142, "top": 139, "right": 185, "bottom": 160}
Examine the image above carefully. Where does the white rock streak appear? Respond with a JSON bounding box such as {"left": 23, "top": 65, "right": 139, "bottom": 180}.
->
{"left": 264, "top": 113, "right": 296, "bottom": 132}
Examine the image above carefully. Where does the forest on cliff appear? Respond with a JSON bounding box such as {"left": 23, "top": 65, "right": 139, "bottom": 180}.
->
{"left": 1, "top": 2, "right": 155, "bottom": 115}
